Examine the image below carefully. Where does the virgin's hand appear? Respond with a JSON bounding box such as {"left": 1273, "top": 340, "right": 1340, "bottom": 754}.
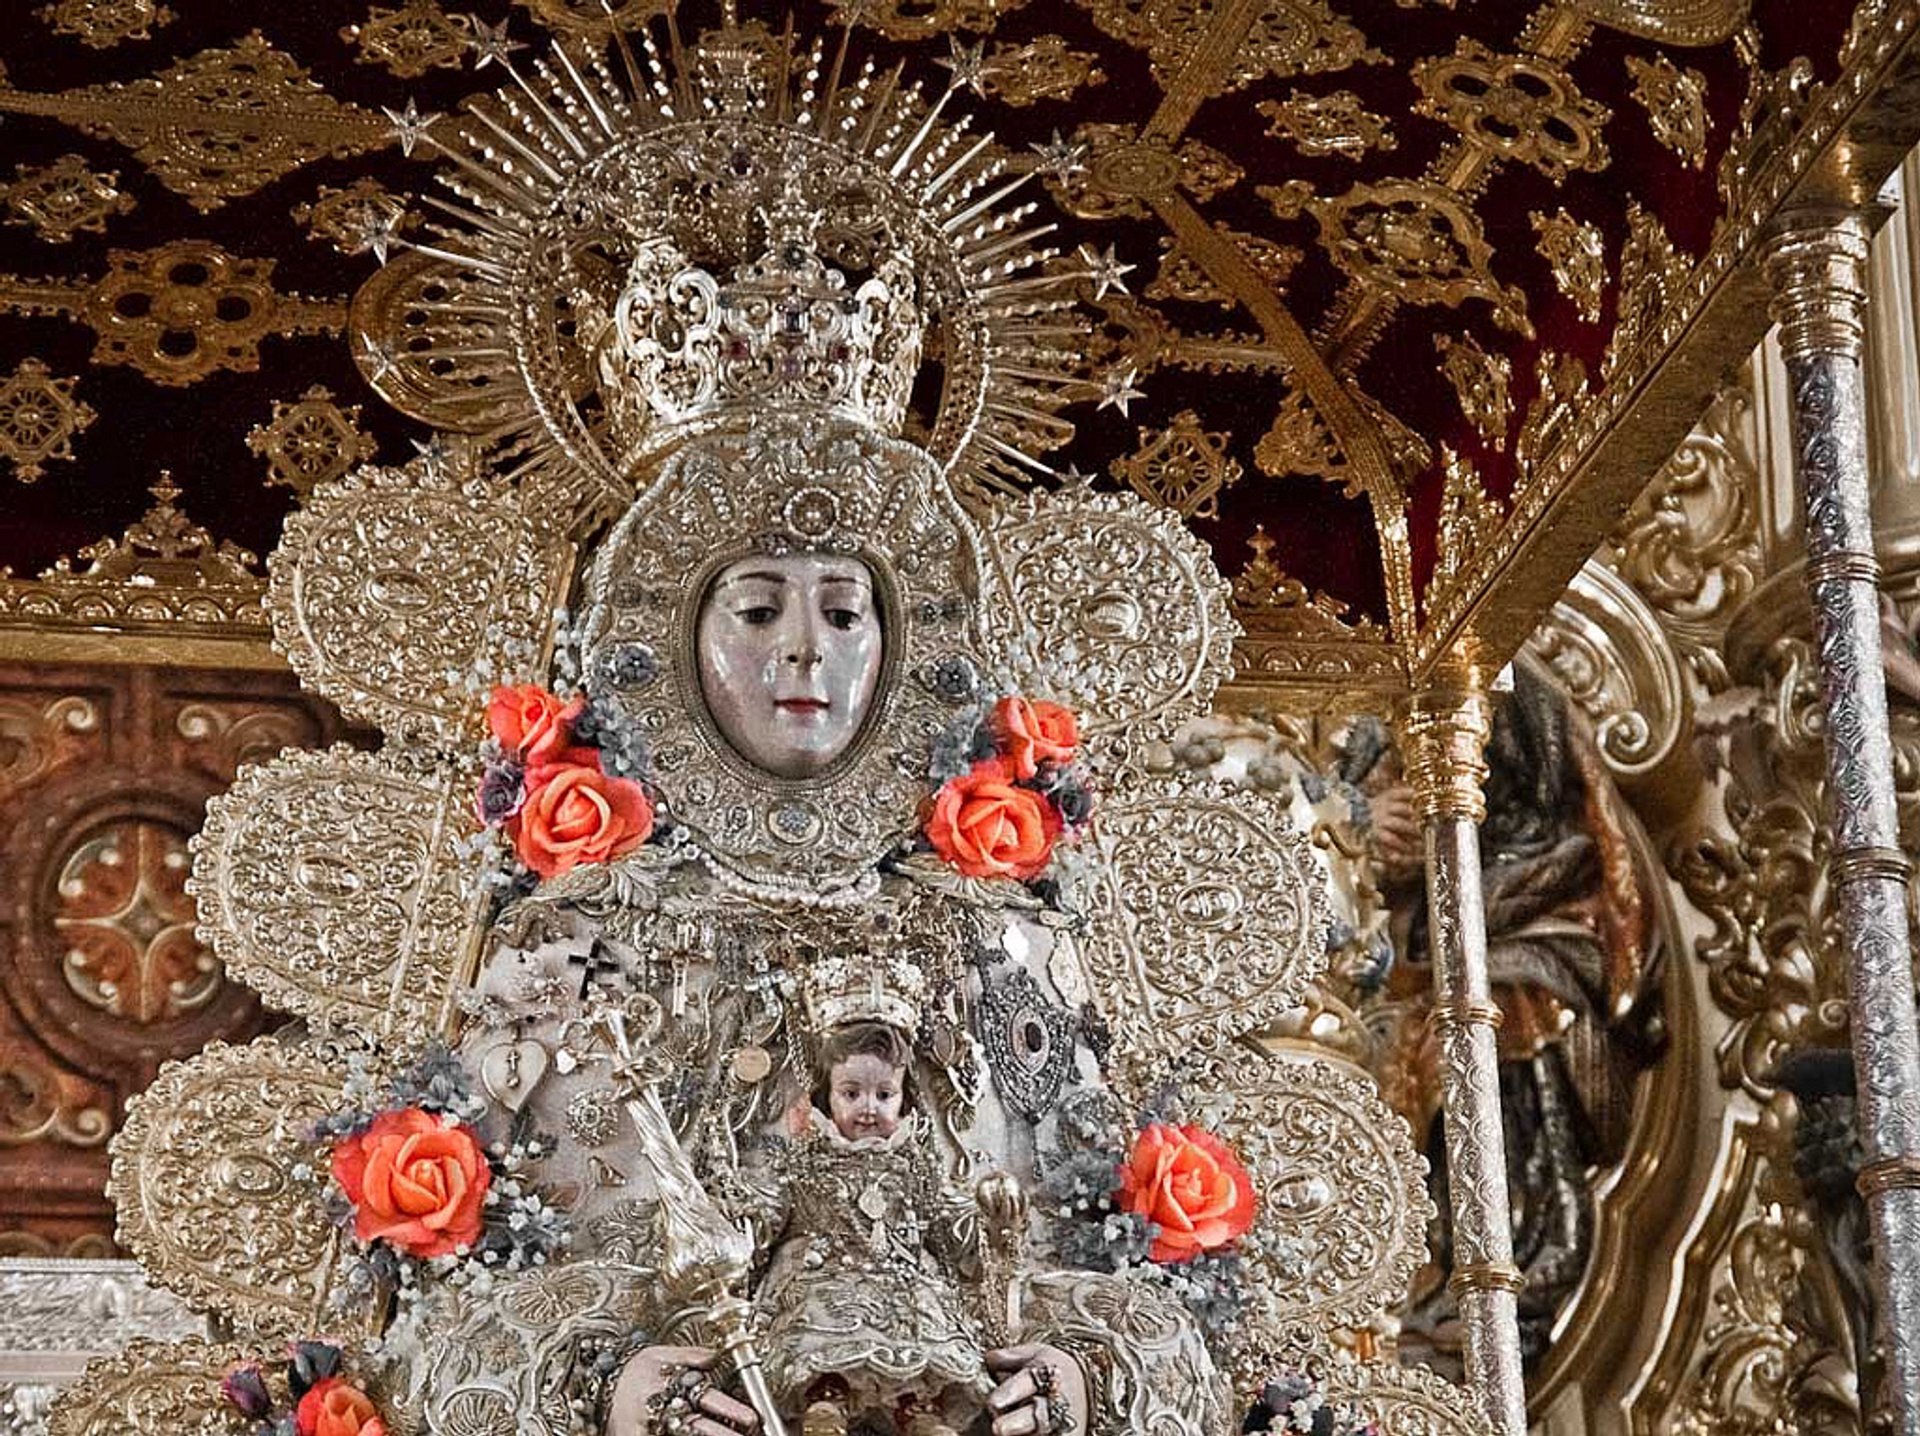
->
{"left": 605, "top": 1346, "right": 761, "bottom": 1436}
{"left": 986, "top": 1344, "right": 1087, "bottom": 1436}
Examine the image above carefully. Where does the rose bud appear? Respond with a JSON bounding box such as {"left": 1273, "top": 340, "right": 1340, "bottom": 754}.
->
{"left": 221, "top": 1363, "right": 273, "bottom": 1419}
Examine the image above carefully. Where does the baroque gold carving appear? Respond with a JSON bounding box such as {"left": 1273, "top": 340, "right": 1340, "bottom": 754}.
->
{"left": 1146, "top": 229, "right": 1300, "bottom": 309}
{"left": 1, "top": 155, "right": 134, "bottom": 243}
{"left": 1263, "top": 179, "right": 1531, "bottom": 335}
{"left": 513, "top": 0, "right": 670, "bottom": 35}
{"left": 1605, "top": 202, "right": 1691, "bottom": 382}
{"left": 822, "top": 0, "right": 1022, "bottom": 41}
{"left": 1672, "top": 639, "right": 1853, "bottom": 1093}
{"left": 0, "top": 33, "right": 392, "bottom": 212}
{"left": 1110, "top": 409, "right": 1244, "bottom": 519}
{"left": 189, "top": 746, "right": 485, "bottom": 1041}
{"left": 1232, "top": 526, "right": 1389, "bottom": 643}
{"left": 986, "top": 483, "right": 1238, "bottom": 754}
{"left": 1611, "top": 384, "right": 1760, "bottom": 667}
{"left": 0, "top": 475, "right": 266, "bottom": 637}
{"left": 1044, "top": 124, "right": 1243, "bottom": 220}
{"left": 1256, "top": 90, "right": 1396, "bottom": 160}
{"left": 1067, "top": 772, "right": 1331, "bottom": 1068}
{"left": 1716, "top": 57, "right": 1813, "bottom": 221}
{"left": 0, "top": 357, "right": 95, "bottom": 484}
{"left": 1076, "top": 0, "right": 1381, "bottom": 95}
{"left": 1411, "top": 38, "right": 1610, "bottom": 182}
{"left": 47, "top": 1338, "right": 256, "bottom": 1436}
{"left": 1516, "top": 349, "right": 1589, "bottom": 480}
{"left": 1432, "top": 333, "right": 1511, "bottom": 447}
{"left": 1660, "top": 1102, "right": 1861, "bottom": 1436}
{"left": 269, "top": 445, "right": 562, "bottom": 747}
{"left": 342, "top": 0, "right": 477, "bottom": 79}
{"left": 1253, "top": 391, "right": 1345, "bottom": 483}
{"left": 1432, "top": 446, "right": 1501, "bottom": 592}
{"left": 108, "top": 1041, "right": 346, "bottom": 1335}
{"left": 1626, "top": 54, "right": 1709, "bottom": 169}
{"left": 246, "top": 384, "right": 377, "bottom": 496}
{"left": 980, "top": 35, "right": 1105, "bottom": 107}
{"left": 1525, "top": 558, "right": 1688, "bottom": 780}
{"left": 1530, "top": 208, "right": 1606, "bottom": 323}
{"left": 0, "top": 240, "right": 346, "bottom": 387}
{"left": 36, "top": 0, "right": 174, "bottom": 48}
{"left": 55, "top": 819, "right": 217, "bottom": 1025}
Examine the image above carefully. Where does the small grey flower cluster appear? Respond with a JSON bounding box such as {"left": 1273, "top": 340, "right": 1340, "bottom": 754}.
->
{"left": 1242, "top": 1373, "right": 1379, "bottom": 1436}
{"left": 309, "top": 1043, "right": 491, "bottom": 1141}
{"left": 572, "top": 696, "right": 653, "bottom": 781}
{"left": 928, "top": 704, "right": 1000, "bottom": 783}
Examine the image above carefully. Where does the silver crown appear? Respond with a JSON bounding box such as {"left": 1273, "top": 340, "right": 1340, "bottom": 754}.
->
{"left": 800, "top": 951, "right": 929, "bottom": 1035}
{"left": 601, "top": 194, "right": 923, "bottom": 443}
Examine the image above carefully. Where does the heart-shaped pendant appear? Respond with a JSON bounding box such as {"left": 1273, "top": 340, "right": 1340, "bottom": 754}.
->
{"left": 478, "top": 1037, "right": 551, "bottom": 1111}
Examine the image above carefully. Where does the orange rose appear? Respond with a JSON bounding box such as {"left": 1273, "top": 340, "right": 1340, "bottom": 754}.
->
{"left": 511, "top": 757, "right": 654, "bottom": 878}
{"left": 295, "top": 1378, "right": 387, "bottom": 1436}
{"left": 1116, "top": 1122, "right": 1257, "bottom": 1263}
{"left": 486, "top": 684, "right": 585, "bottom": 766}
{"left": 926, "top": 757, "right": 1060, "bottom": 880}
{"left": 330, "top": 1108, "right": 490, "bottom": 1260}
{"left": 990, "top": 696, "right": 1079, "bottom": 780}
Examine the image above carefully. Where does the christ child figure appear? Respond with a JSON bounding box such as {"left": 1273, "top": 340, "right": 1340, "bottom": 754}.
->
{"left": 750, "top": 1022, "right": 993, "bottom": 1435}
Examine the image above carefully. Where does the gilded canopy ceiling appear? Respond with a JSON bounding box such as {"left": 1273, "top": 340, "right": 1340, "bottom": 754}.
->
{"left": 1, "top": 0, "right": 1914, "bottom": 696}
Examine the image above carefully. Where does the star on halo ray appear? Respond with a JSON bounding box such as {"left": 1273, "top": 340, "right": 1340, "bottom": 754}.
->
{"left": 468, "top": 17, "right": 527, "bottom": 72}
{"left": 1096, "top": 366, "right": 1147, "bottom": 418}
{"left": 1031, "top": 130, "right": 1089, "bottom": 183}
{"left": 1077, "top": 243, "right": 1134, "bottom": 301}
{"left": 383, "top": 98, "right": 442, "bottom": 158}
{"left": 939, "top": 38, "right": 990, "bottom": 97}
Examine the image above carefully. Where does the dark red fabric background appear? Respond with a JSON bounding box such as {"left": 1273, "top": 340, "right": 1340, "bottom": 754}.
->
{"left": 0, "top": 0, "right": 1857, "bottom": 628}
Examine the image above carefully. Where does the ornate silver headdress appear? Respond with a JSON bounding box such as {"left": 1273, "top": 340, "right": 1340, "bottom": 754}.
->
{"left": 353, "top": 16, "right": 1085, "bottom": 517}
{"left": 600, "top": 191, "right": 924, "bottom": 440}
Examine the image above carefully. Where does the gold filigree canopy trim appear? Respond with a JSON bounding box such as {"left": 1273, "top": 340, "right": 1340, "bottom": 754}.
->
{"left": 354, "top": 14, "right": 1088, "bottom": 522}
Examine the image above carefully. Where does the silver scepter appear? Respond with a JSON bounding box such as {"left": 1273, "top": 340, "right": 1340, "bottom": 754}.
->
{"left": 590, "top": 993, "right": 789, "bottom": 1436}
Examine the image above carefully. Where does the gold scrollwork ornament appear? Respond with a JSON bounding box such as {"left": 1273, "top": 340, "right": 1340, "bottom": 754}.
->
{"left": 983, "top": 483, "right": 1237, "bottom": 760}
{"left": 1317, "top": 1355, "right": 1494, "bottom": 1436}
{"left": 268, "top": 444, "right": 567, "bottom": 748}
{"left": 1063, "top": 771, "right": 1330, "bottom": 1072}
{"left": 189, "top": 745, "right": 487, "bottom": 1040}
{"left": 1188, "top": 1050, "right": 1432, "bottom": 1371}
{"left": 108, "top": 1040, "right": 349, "bottom": 1336}
{"left": 1411, "top": 38, "right": 1611, "bottom": 182}
{"left": 49, "top": 1338, "right": 260, "bottom": 1436}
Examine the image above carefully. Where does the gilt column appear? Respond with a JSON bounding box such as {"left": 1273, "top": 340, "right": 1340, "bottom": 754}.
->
{"left": 1766, "top": 207, "right": 1920, "bottom": 1436}
{"left": 1402, "top": 669, "right": 1528, "bottom": 1436}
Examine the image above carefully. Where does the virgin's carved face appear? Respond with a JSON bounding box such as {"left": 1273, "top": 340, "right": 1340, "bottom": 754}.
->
{"left": 695, "top": 553, "right": 883, "bottom": 779}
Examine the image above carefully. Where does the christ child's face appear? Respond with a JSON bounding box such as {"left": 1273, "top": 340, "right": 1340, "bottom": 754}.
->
{"left": 827, "top": 1053, "right": 904, "bottom": 1141}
